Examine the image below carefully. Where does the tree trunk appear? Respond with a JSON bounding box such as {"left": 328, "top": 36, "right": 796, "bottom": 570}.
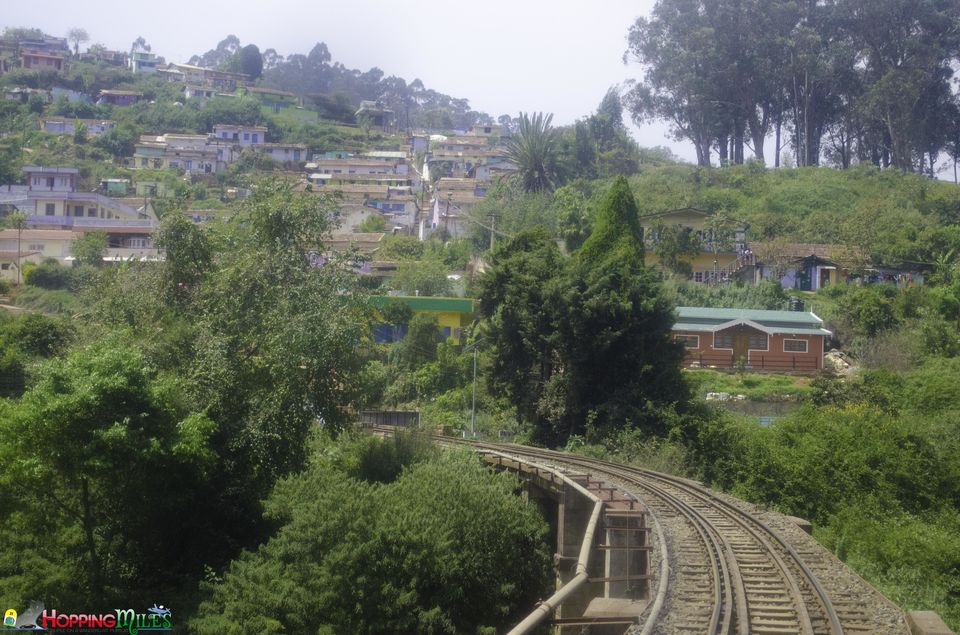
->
{"left": 749, "top": 107, "right": 767, "bottom": 164}
{"left": 774, "top": 111, "right": 782, "bottom": 167}
{"left": 734, "top": 124, "right": 744, "bottom": 165}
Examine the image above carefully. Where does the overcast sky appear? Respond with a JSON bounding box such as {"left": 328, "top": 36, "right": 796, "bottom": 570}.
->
{"left": 4, "top": 0, "right": 691, "bottom": 158}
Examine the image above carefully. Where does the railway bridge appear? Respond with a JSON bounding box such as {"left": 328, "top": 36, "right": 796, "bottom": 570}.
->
{"left": 370, "top": 425, "right": 953, "bottom": 635}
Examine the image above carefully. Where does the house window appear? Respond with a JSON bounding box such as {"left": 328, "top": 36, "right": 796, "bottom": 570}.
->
{"left": 693, "top": 271, "right": 704, "bottom": 283}
{"left": 243, "top": 133, "right": 249, "bottom": 140}
{"left": 74, "top": 205, "right": 84, "bottom": 217}
{"left": 184, "top": 160, "right": 192, "bottom": 170}
{"left": 784, "top": 339, "right": 808, "bottom": 353}
{"left": 28, "top": 244, "right": 44, "bottom": 251}
{"left": 714, "top": 333, "right": 734, "bottom": 349}
{"left": 169, "top": 161, "right": 179, "bottom": 168}
{"left": 45, "top": 203, "right": 56, "bottom": 215}
{"left": 676, "top": 334, "right": 699, "bottom": 349}
{"left": 748, "top": 333, "right": 768, "bottom": 350}
{"left": 140, "top": 158, "right": 148, "bottom": 167}
{"left": 1, "top": 263, "right": 8, "bottom": 270}
{"left": 46, "top": 177, "right": 54, "bottom": 188}
{"left": 128, "top": 238, "right": 147, "bottom": 248}
{"left": 88, "top": 208, "right": 96, "bottom": 217}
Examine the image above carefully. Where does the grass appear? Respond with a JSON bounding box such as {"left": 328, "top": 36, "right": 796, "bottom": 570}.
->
{"left": 685, "top": 368, "right": 813, "bottom": 401}
{"left": 11, "top": 286, "right": 83, "bottom": 314}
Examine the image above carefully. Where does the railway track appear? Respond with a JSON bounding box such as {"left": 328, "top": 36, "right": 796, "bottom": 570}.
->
{"left": 369, "top": 426, "right": 906, "bottom": 634}
{"left": 471, "top": 442, "right": 845, "bottom": 635}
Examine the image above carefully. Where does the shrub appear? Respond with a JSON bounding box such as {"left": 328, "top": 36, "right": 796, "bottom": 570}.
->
{"left": 24, "top": 259, "right": 72, "bottom": 290}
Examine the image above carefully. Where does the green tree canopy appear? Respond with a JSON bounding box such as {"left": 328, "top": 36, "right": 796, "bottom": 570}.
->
{"left": 192, "top": 447, "right": 551, "bottom": 635}
{"left": 71, "top": 230, "right": 107, "bottom": 267}
{"left": 576, "top": 175, "right": 645, "bottom": 267}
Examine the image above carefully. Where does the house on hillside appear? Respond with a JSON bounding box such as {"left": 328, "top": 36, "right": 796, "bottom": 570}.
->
{"left": 370, "top": 295, "right": 475, "bottom": 343}
{"left": 98, "top": 90, "right": 143, "bottom": 106}
{"left": 673, "top": 307, "right": 832, "bottom": 373}
{"left": 129, "top": 51, "right": 160, "bottom": 74}
{"left": 253, "top": 143, "right": 306, "bottom": 164}
{"left": 21, "top": 48, "right": 64, "bottom": 71}
{"left": 184, "top": 85, "right": 216, "bottom": 101}
{"left": 355, "top": 100, "right": 393, "bottom": 129}
{"left": 466, "top": 123, "right": 505, "bottom": 137}
{"left": 128, "top": 134, "right": 233, "bottom": 174}
{"left": 0, "top": 166, "right": 159, "bottom": 266}
{"left": 161, "top": 63, "right": 249, "bottom": 91}
{"left": 639, "top": 208, "right": 749, "bottom": 283}
{"left": 746, "top": 242, "right": 869, "bottom": 291}
{"left": 213, "top": 123, "right": 267, "bottom": 146}
{"left": 42, "top": 117, "right": 116, "bottom": 137}
{"left": 4, "top": 87, "right": 51, "bottom": 104}
{"left": 0, "top": 166, "right": 156, "bottom": 224}
{"left": 0, "top": 228, "right": 158, "bottom": 268}
{"left": 246, "top": 86, "right": 298, "bottom": 112}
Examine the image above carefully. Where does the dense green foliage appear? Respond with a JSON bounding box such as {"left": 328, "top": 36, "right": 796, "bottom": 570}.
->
{"left": 479, "top": 178, "right": 687, "bottom": 445}
{"left": 626, "top": 0, "right": 960, "bottom": 172}
{"left": 192, "top": 437, "right": 552, "bottom": 634}
{"left": 475, "top": 163, "right": 960, "bottom": 271}
{"left": 0, "top": 180, "right": 372, "bottom": 621}
{"left": 691, "top": 379, "right": 960, "bottom": 627}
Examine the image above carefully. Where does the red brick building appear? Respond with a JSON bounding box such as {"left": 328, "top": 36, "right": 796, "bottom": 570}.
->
{"left": 674, "top": 307, "right": 831, "bottom": 373}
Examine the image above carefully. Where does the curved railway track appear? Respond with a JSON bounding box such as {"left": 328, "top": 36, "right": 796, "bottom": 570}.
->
{"left": 370, "top": 426, "right": 906, "bottom": 634}
{"left": 472, "top": 442, "right": 845, "bottom": 635}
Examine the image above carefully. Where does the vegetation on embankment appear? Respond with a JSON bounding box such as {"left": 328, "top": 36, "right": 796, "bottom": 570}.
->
{"left": 192, "top": 434, "right": 552, "bottom": 634}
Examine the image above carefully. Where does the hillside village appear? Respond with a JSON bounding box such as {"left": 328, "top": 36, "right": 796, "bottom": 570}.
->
{"left": 0, "top": 29, "right": 929, "bottom": 327}
{"left": 0, "top": 30, "right": 526, "bottom": 282}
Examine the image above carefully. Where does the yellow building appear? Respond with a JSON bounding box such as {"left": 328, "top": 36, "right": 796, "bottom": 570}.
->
{"left": 639, "top": 208, "right": 749, "bottom": 283}
{"left": 370, "top": 295, "right": 475, "bottom": 342}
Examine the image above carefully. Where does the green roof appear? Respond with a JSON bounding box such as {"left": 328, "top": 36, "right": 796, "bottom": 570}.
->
{"left": 371, "top": 295, "right": 475, "bottom": 314}
{"left": 674, "top": 306, "right": 831, "bottom": 336}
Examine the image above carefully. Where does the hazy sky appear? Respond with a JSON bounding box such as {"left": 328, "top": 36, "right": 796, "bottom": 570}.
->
{"left": 4, "top": 0, "right": 689, "bottom": 157}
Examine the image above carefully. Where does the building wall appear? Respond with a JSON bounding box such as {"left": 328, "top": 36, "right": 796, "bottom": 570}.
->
{"left": 213, "top": 125, "right": 265, "bottom": 146}
{"left": 0, "top": 237, "right": 71, "bottom": 259}
{"left": 677, "top": 327, "right": 824, "bottom": 373}
{"left": 646, "top": 252, "right": 741, "bottom": 282}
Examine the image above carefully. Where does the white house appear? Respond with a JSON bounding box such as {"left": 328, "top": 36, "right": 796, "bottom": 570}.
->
{"left": 42, "top": 118, "right": 116, "bottom": 137}
{"left": 253, "top": 143, "right": 306, "bottom": 164}
{"left": 213, "top": 123, "right": 268, "bottom": 147}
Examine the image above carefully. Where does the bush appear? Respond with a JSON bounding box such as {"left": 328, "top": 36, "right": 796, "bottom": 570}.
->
{"left": 0, "top": 344, "right": 25, "bottom": 397}
{"left": 2, "top": 313, "right": 72, "bottom": 358}
{"left": 24, "top": 259, "right": 72, "bottom": 290}
{"left": 192, "top": 448, "right": 551, "bottom": 634}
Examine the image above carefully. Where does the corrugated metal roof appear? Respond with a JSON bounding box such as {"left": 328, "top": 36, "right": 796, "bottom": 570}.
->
{"left": 371, "top": 295, "right": 474, "bottom": 314}
{"left": 674, "top": 307, "right": 831, "bottom": 336}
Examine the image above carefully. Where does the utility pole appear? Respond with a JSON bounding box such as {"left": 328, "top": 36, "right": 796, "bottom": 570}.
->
{"left": 489, "top": 213, "right": 497, "bottom": 251}
{"left": 471, "top": 345, "right": 478, "bottom": 437}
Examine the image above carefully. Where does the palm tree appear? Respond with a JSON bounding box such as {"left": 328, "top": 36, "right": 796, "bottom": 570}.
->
{"left": 506, "top": 112, "right": 559, "bottom": 193}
